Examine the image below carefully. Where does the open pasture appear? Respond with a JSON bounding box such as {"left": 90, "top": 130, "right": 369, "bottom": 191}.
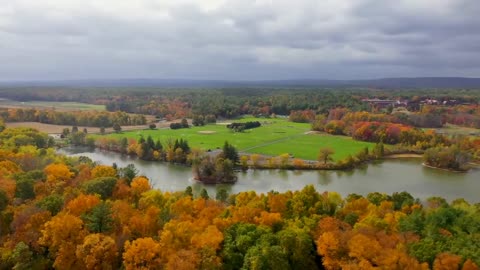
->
{"left": 96, "top": 117, "right": 375, "bottom": 161}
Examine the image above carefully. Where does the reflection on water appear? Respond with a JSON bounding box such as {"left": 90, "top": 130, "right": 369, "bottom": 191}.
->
{"left": 277, "top": 169, "right": 289, "bottom": 180}
{"left": 59, "top": 147, "right": 480, "bottom": 203}
{"left": 316, "top": 171, "right": 332, "bottom": 186}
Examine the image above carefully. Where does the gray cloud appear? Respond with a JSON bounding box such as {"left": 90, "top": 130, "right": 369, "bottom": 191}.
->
{"left": 0, "top": 0, "right": 479, "bottom": 80}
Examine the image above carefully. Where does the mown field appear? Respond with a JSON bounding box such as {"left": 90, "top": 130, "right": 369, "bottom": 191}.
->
{"left": 0, "top": 99, "right": 105, "bottom": 111}
{"left": 93, "top": 117, "right": 374, "bottom": 161}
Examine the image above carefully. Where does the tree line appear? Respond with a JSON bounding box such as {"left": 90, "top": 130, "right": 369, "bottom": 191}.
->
{"left": 0, "top": 108, "right": 146, "bottom": 127}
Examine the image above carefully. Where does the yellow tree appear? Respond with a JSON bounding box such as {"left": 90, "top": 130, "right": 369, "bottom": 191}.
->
{"left": 39, "top": 213, "right": 86, "bottom": 269}
{"left": 279, "top": 153, "right": 290, "bottom": 168}
{"left": 91, "top": 165, "right": 117, "bottom": 178}
{"left": 267, "top": 192, "right": 288, "bottom": 214}
{"left": 292, "top": 158, "right": 306, "bottom": 169}
{"left": 190, "top": 225, "right": 224, "bottom": 251}
{"left": 76, "top": 233, "right": 118, "bottom": 270}
{"left": 0, "top": 177, "right": 16, "bottom": 201}
{"left": 433, "top": 253, "right": 462, "bottom": 270}
{"left": 250, "top": 154, "right": 262, "bottom": 168}
{"left": 65, "top": 194, "right": 101, "bottom": 216}
{"left": 131, "top": 176, "right": 151, "bottom": 204}
{"left": 44, "top": 163, "right": 74, "bottom": 186}
{"left": 254, "top": 211, "right": 282, "bottom": 227}
{"left": 123, "top": 237, "right": 162, "bottom": 270}
{"left": 463, "top": 259, "right": 479, "bottom": 270}
{"left": 0, "top": 160, "right": 22, "bottom": 176}
{"left": 166, "top": 249, "right": 200, "bottom": 270}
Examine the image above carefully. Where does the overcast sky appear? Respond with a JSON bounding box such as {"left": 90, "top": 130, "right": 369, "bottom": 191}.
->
{"left": 1, "top": 0, "right": 479, "bottom": 80}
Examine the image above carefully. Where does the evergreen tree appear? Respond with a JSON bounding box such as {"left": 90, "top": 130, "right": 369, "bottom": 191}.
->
{"left": 83, "top": 201, "right": 113, "bottom": 233}
{"left": 222, "top": 141, "right": 239, "bottom": 163}
{"left": 154, "top": 139, "right": 163, "bottom": 151}
{"left": 200, "top": 188, "right": 209, "bottom": 199}
{"left": 184, "top": 186, "right": 193, "bottom": 197}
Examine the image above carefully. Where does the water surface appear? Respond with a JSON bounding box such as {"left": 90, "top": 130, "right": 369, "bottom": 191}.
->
{"left": 59, "top": 147, "right": 480, "bottom": 202}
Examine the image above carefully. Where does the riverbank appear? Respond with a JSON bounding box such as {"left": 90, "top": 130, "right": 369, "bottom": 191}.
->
{"left": 58, "top": 146, "right": 480, "bottom": 202}
{"left": 384, "top": 153, "right": 423, "bottom": 159}
{"left": 422, "top": 162, "right": 469, "bottom": 173}
{"left": 60, "top": 143, "right": 431, "bottom": 173}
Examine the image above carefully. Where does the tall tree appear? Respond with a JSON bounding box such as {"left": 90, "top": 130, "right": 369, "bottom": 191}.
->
{"left": 222, "top": 141, "right": 239, "bottom": 163}
{"left": 318, "top": 147, "right": 335, "bottom": 164}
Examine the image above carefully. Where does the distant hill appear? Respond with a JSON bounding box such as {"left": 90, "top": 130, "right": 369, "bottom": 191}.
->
{"left": 1, "top": 77, "right": 480, "bottom": 89}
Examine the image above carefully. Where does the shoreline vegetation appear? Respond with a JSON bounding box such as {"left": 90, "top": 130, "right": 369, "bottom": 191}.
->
{"left": 422, "top": 163, "right": 469, "bottom": 173}
{"left": 79, "top": 136, "right": 475, "bottom": 179}
{"left": 61, "top": 142, "right": 437, "bottom": 186}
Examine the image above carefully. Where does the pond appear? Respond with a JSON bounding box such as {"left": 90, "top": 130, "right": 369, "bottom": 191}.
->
{"left": 58, "top": 147, "right": 480, "bottom": 202}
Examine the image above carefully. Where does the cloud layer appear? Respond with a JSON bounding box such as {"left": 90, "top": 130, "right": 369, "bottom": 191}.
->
{"left": 1, "top": 0, "right": 479, "bottom": 80}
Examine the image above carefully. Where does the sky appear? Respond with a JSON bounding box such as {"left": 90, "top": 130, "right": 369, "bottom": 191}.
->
{"left": 0, "top": 0, "right": 479, "bottom": 81}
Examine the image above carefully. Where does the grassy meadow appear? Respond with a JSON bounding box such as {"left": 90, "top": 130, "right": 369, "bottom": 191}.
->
{"left": 94, "top": 117, "right": 374, "bottom": 161}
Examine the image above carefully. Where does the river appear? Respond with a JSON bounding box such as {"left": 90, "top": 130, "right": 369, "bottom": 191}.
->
{"left": 58, "top": 147, "right": 480, "bottom": 202}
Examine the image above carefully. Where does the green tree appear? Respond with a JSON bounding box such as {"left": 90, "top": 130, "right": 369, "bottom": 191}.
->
{"left": 0, "top": 118, "right": 5, "bottom": 132}
{"left": 62, "top": 128, "right": 70, "bottom": 137}
{"left": 15, "top": 178, "right": 35, "bottom": 200}
{"left": 69, "top": 131, "right": 86, "bottom": 146}
{"left": 222, "top": 141, "right": 239, "bottom": 163}
{"left": 154, "top": 140, "right": 163, "bottom": 151}
{"left": 216, "top": 188, "right": 229, "bottom": 202}
{"left": 243, "top": 245, "right": 290, "bottom": 270}
{"left": 200, "top": 188, "right": 209, "bottom": 200}
{"left": 184, "top": 186, "right": 193, "bottom": 197}
{"left": 146, "top": 136, "right": 155, "bottom": 149}
{"left": 83, "top": 202, "right": 113, "bottom": 233}
{"left": 11, "top": 242, "right": 34, "bottom": 270}
{"left": 277, "top": 228, "right": 319, "bottom": 269}
{"left": 82, "top": 177, "right": 117, "bottom": 200}
{"left": 0, "top": 190, "right": 8, "bottom": 211}
{"left": 181, "top": 118, "right": 189, "bottom": 128}
{"left": 113, "top": 123, "right": 122, "bottom": 133}
{"left": 119, "top": 137, "right": 129, "bottom": 153}
{"left": 119, "top": 164, "right": 138, "bottom": 185}
{"left": 192, "top": 115, "right": 205, "bottom": 126}
{"left": 37, "top": 194, "right": 64, "bottom": 215}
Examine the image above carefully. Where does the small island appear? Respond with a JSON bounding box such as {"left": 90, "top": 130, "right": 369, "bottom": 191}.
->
{"left": 423, "top": 145, "right": 471, "bottom": 172}
{"left": 192, "top": 142, "right": 239, "bottom": 184}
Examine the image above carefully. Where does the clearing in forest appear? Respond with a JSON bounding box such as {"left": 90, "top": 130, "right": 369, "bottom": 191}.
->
{"left": 94, "top": 117, "right": 374, "bottom": 161}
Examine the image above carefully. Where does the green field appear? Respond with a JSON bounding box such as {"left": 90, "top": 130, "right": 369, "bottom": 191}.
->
{"left": 95, "top": 117, "right": 374, "bottom": 161}
{"left": 0, "top": 100, "right": 105, "bottom": 111}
